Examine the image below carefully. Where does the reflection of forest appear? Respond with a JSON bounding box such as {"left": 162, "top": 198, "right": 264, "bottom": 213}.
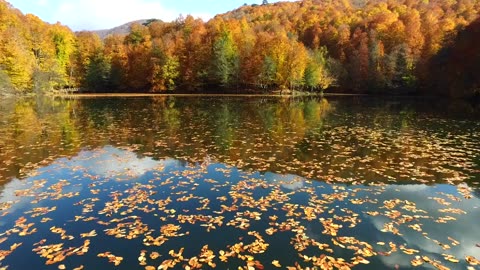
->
{"left": 0, "top": 97, "right": 81, "bottom": 182}
{"left": 0, "top": 96, "right": 479, "bottom": 189}
{"left": 0, "top": 97, "right": 332, "bottom": 182}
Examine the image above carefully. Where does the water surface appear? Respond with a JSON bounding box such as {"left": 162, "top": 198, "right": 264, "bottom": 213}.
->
{"left": 0, "top": 96, "right": 479, "bottom": 269}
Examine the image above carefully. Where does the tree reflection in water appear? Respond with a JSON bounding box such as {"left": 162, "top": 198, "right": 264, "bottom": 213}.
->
{"left": 0, "top": 96, "right": 479, "bottom": 269}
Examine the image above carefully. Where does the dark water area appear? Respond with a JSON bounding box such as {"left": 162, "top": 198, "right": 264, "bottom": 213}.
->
{"left": 0, "top": 96, "right": 479, "bottom": 269}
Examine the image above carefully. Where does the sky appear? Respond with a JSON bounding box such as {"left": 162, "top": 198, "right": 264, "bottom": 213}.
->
{"left": 7, "top": 0, "right": 292, "bottom": 31}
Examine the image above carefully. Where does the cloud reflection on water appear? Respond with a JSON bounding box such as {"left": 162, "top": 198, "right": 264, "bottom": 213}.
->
{"left": 264, "top": 172, "right": 304, "bottom": 190}
{"left": 366, "top": 184, "right": 480, "bottom": 268}
{"left": 1, "top": 146, "right": 479, "bottom": 269}
{"left": 68, "top": 146, "right": 175, "bottom": 180}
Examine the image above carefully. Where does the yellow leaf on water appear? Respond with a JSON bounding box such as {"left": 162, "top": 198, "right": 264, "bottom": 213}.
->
{"left": 447, "top": 257, "right": 460, "bottom": 263}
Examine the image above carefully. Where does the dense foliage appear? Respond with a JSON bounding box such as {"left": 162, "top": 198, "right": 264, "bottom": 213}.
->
{"left": 426, "top": 17, "right": 480, "bottom": 98}
{"left": 0, "top": 1, "right": 76, "bottom": 95}
{"left": 0, "top": 0, "right": 479, "bottom": 97}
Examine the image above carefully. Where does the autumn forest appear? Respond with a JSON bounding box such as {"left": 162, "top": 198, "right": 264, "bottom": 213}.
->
{"left": 1, "top": 1, "right": 480, "bottom": 269}
{"left": 0, "top": 0, "right": 479, "bottom": 98}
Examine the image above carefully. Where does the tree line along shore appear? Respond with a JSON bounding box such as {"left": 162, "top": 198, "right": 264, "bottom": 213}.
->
{"left": 0, "top": 0, "right": 479, "bottom": 98}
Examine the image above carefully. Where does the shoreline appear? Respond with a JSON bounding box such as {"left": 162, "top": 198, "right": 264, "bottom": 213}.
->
{"left": 47, "top": 92, "right": 368, "bottom": 98}
{"left": 9, "top": 90, "right": 470, "bottom": 100}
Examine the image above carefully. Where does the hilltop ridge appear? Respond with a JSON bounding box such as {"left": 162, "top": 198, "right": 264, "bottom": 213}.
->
{"left": 92, "top": 19, "right": 162, "bottom": 39}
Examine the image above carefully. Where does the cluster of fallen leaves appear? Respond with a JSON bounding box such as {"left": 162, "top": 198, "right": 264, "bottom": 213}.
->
{"left": 32, "top": 238, "right": 90, "bottom": 265}
{"left": 0, "top": 153, "right": 478, "bottom": 270}
{"left": 98, "top": 251, "right": 123, "bottom": 266}
{"left": 1, "top": 96, "right": 480, "bottom": 270}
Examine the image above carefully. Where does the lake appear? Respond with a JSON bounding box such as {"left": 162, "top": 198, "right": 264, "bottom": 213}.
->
{"left": 0, "top": 96, "right": 479, "bottom": 270}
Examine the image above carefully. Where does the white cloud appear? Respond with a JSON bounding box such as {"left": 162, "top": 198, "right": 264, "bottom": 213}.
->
{"left": 9, "top": 0, "right": 300, "bottom": 31}
{"left": 54, "top": 0, "right": 197, "bottom": 31}
{"left": 50, "top": 0, "right": 299, "bottom": 31}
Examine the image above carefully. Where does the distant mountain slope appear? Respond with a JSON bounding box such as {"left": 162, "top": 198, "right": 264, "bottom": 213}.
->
{"left": 93, "top": 19, "right": 161, "bottom": 39}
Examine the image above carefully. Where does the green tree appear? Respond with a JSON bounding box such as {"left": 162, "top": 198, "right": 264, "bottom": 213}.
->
{"left": 389, "top": 43, "right": 416, "bottom": 88}
{"left": 0, "top": 68, "right": 13, "bottom": 94}
{"left": 212, "top": 30, "right": 239, "bottom": 87}
{"left": 124, "top": 24, "right": 152, "bottom": 90}
{"left": 50, "top": 23, "right": 76, "bottom": 86}
{"left": 258, "top": 56, "right": 276, "bottom": 89}
{"left": 162, "top": 56, "right": 180, "bottom": 91}
{"left": 85, "top": 50, "right": 111, "bottom": 92}
{"left": 304, "top": 47, "right": 335, "bottom": 92}
{"left": 368, "top": 31, "right": 387, "bottom": 89}
{"left": 73, "top": 31, "right": 103, "bottom": 87}
{"left": 104, "top": 34, "right": 127, "bottom": 90}
{"left": 32, "top": 67, "right": 64, "bottom": 93}
{"left": 151, "top": 52, "right": 180, "bottom": 92}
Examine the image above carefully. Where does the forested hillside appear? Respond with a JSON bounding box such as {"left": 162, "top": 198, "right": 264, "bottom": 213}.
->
{"left": 426, "top": 17, "right": 480, "bottom": 98}
{"left": 0, "top": 0, "right": 479, "bottom": 97}
{"left": 0, "top": 0, "right": 76, "bottom": 95}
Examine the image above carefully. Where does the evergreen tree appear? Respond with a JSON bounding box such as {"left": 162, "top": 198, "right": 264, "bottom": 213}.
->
{"left": 85, "top": 50, "right": 111, "bottom": 92}
{"left": 390, "top": 44, "right": 416, "bottom": 88}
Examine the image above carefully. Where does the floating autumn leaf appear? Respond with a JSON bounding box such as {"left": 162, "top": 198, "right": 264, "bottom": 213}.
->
{"left": 442, "top": 254, "right": 460, "bottom": 263}
{"left": 411, "top": 256, "right": 423, "bottom": 266}
{"left": 98, "top": 252, "right": 123, "bottom": 266}
{"left": 272, "top": 260, "right": 281, "bottom": 267}
{"left": 265, "top": 227, "right": 277, "bottom": 235}
{"left": 80, "top": 230, "right": 97, "bottom": 238}
{"left": 466, "top": 256, "right": 480, "bottom": 265}
{"left": 353, "top": 256, "right": 370, "bottom": 265}
{"left": 149, "top": 252, "right": 161, "bottom": 260}
{"left": 400, "top": 246, "right": 419, "bottom": 255}
{"left": 10, "top": 243, "right": 22, "bottom": 251}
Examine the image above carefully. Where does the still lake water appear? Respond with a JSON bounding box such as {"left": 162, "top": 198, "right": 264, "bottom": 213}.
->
{"left": 0, "top": 96, "right": 479, "bottom": 270}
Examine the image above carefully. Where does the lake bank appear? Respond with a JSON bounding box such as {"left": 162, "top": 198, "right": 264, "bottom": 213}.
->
{"left": 32, "top": 86, "right": 479, "bottom": 101}
{"left": 48, "top": 92, "right": 364, "bottom": 98}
